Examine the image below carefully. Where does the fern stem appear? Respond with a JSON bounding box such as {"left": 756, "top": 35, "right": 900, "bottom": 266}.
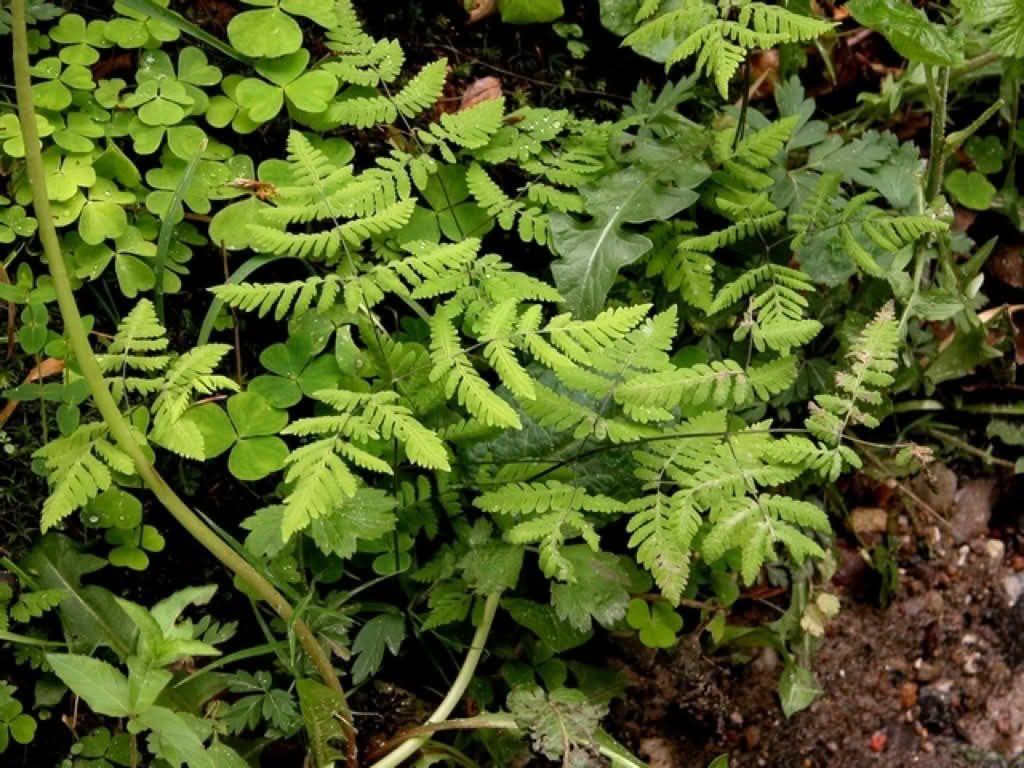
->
{"left": 924, "top": 65, "right": 950, "bottom": 202}
{"left": 9, "top": 4, "right": 358, "bottom": 763}
{"left": 368, "top": 591, "right": 502, "bottom": 768}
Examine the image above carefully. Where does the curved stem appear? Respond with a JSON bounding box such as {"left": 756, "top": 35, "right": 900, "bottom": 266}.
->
{"left": 9, "top": 4, "right": 357, "bottom": 764}
{"left": 368, "top": 592, "right": 503, "bottom": 768}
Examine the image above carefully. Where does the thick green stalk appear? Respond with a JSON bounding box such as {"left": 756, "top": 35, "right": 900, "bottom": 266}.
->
{"left": 924, "top": 65, "right": 950, "bottom": 202}
{"left": 9, "top": 3, "right": 357, "bottom": 763}
{"left": 368, "top": 592, "right": 503, "bottom": 768}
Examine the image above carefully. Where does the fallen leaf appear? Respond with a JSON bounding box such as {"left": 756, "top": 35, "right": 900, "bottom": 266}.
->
{"left": 466, "top": 0, "right": 498, "bottom": 23}
{"left": 0, "top": 357, "right": 66, "bottom": 428}
{"left": 850, "top": 506, "right": 888, "bottom": 534}
{"left": 459, "top": 76, "right": 502, "bottom": 110}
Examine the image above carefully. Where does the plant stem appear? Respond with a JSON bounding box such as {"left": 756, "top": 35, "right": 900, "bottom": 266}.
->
{"left": 923, "top": 427, "right": 1016, "bottom": 469}
{"left": 9, "top": 3, "right": 358, "bottom": 764}
{"left": 924, "top": 65, "right": 950, "bottom": 202}
{"left": 1006, "top": 74, "right": 1020, "bottom": 189}
{"left": 368, "top": 592, "right": 502, "bottom": 768}
{"left": 368, "top": 714, "right": 519, "bottom": 760}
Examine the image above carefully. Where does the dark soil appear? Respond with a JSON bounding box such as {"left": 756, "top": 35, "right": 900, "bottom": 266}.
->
{"left": 607, "top": 471, "right": 1024, "bottom": 768}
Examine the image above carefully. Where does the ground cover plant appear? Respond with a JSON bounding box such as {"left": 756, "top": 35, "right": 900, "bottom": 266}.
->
{"left": 0, "top": 0, "right": 1022, "bottom": 766}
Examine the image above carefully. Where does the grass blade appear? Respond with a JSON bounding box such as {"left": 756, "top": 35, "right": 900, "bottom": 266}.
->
{"left": 154, "top": 139, "right": 206, "bottom": 323}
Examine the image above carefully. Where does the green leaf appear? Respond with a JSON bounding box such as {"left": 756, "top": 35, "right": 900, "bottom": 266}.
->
{"left": 9, "top": 713, "right": 36, "bottom": 745}
{"left": 228, "top": 8, "right": 303, "bottom": 57}
{"left": 550, "top": 165, "right": 706, "bottom": 317}
{"left": 109, "top": 545, "right": 150, "bottom": 570}
{"left": 23, "top": 534, "right": 135, "bottom": 657}
{"left": 549, "top": 547, "right": 633, "bottom": 632}
{"left": 945, "top": 168, "right": 996, "bottom": 210}
{"left": 297, "top": 679, "right": 348, "bottom": 767}
{"left": 135, "top": 705, "right": 215, "bottom": 768}
{"left": 351, "top": 614, "right": 405, "bottom": 684}
{"left": 498, "top": 0, "right": 565, "bottom": 23}
{"left": 228, "top": 436, "right": 289, "bottom": 481}
{"left": 846, "top": 0, "right": 962, "bottom": 66}
{"left": 965, "top": 134, "right": 1005, "bottom": 174}
{"left": 778, "top": 661, "right": 822, "bottom": 717}
{"left": 84, "top": 488, "right": 143, "bottom": 529}
{"left": 183, "top": 403, "right": 237, "bottom": 459}
{"left": 502, "top": 598, "right": 592, "bottom": 653}
{"left": 46, "top": 655, "right": 132, "bottom": 717}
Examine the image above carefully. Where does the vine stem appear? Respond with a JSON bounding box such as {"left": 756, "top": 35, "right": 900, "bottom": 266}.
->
{"left": 9, "top": 3, "right": 358, "bottom": 764}
{"left": 367, "top": 592, "right": 502, "bottom": 768}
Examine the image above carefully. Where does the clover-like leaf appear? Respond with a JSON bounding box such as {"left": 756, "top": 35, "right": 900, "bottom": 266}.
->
{"left": 108, "top": 0, "right": 180, "bottom": 48}
{"left": 228, "top": 7, "right": 303, "bottom": 58}
{"left": 945, "top": 168, "right": 996, "bottom": 210}
{"left": 41, "top": 147, "right": 96, "bottom": 203}
{"left": 53, "top": 110, "right": 106, "bottom": 153}
{"left": 178, "top": 46, "right": 222, "bottom": 86}
{"left": 82, "top": 488, "right": 143, "bottom": 530}
{"left": 965, "top": 134, "right": 1005, "bottom": 174}
{"left": 49, "top": 13, "right": 105, "bottom": 66}
{"left": 0, "top": 204, "right": 38, "bottom": 244}
{"left": 625, "top": 598, "right": 682, "bottom": 648}
{"left": 79, "top": 179, "right": 133, "bottom": 245}
{"left": 184, "top": 392, "right": 289, "bottom": 480}
{"left": 0, "top": 112, "right": 54, "bottom": 158}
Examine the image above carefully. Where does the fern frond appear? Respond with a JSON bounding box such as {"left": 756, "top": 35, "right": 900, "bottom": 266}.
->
{"left": 616, "top": 355, "right": 797, "bottom": 417}
{"left": 151, "top": 345, "right": 237, "bottom": 452}
{"left": 419, "top": 97, "right": 506, "bottom": 162}
{"left": 466, "top": 163, "right": 550, "bottom": 245}
{"left": 210, "top": 275, "right": 342, "bottom": 321}
{"left": 339, "top": 198, "right": 416, "bottom": 245}
{"left": 250, "top": 226, "right": 341, "bottom": 262}
{"left": 628, "top": 1, "right": 832, "bottom": 97}
{"left": 96, "top": 299, "right": 171, "bottom": 402}
{"left": 429, "top": 308, "right": 522, "bottom": 429}
{"left": 34, "top": 424, "right": 128, "bottom": 530}
{"left": 805, "top": 303, "right": 899, "bottom": 478}
{"left": 280, "top": 438, "right": 359, "bottom": 537}
{"left": 476, "top": 480, "right": 625, "bottom": 580}
{"left": 703, "top": 494, "right": 828, "bottom": 584}
{"left": 312, "top": 389, "right": 451, "bottom": 471}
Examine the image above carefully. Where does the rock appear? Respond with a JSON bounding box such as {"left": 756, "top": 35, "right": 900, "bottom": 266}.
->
{"left": 963, "top": 651, "right": 982, "bottom": 675}
{"left": 752, "top": 647, "right": 779, "bottom": 675}
{"left": 912, "top": 464, "right": 958, "bottom": 514}
{"left": 919, "top": 680, "right": 955, "bottom": 732}
{"left": 985, "top": 539, "right": 1006, "bottom": 565}
{"left": 915, "top": 659, "right": 942, "bottom": 682}
{"left": 744, "top": 726, "right": 761, "bottom": 749}
{"left": 951, "top": 478, "right": 997, "bottom": 544}
{"left": 1003, "top": 573, "right": 1024, "bottom": 606}
{"left": 959, "top": 670, "right": 1024, "bottom": 756}
{"left": 900, "top": 682, "right": 918, "bottom": 709}
{"left": 850, "top": 506, "right": 888, "bottom": 534}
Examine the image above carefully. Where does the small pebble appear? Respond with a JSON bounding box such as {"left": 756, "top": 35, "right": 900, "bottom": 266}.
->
{"left": 963, "top": 651, "right": 982, "bottom": 675}
{"left": 900, "top": 682, "right": 918, "bottom": 709}
{"left": 985, "top": 539, "right": 1006, "bottom": 564}
{"left": 870, "top": 730, "right": 888, "bottom": 752}
{"left": 729, "top": 711, "right": 744, "bottom": 726}
{"left": 826, "top": 741, "right": 839, "bottom": 753}
{"left": 922, "top": 741, "right": 935, "bottom": 754}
